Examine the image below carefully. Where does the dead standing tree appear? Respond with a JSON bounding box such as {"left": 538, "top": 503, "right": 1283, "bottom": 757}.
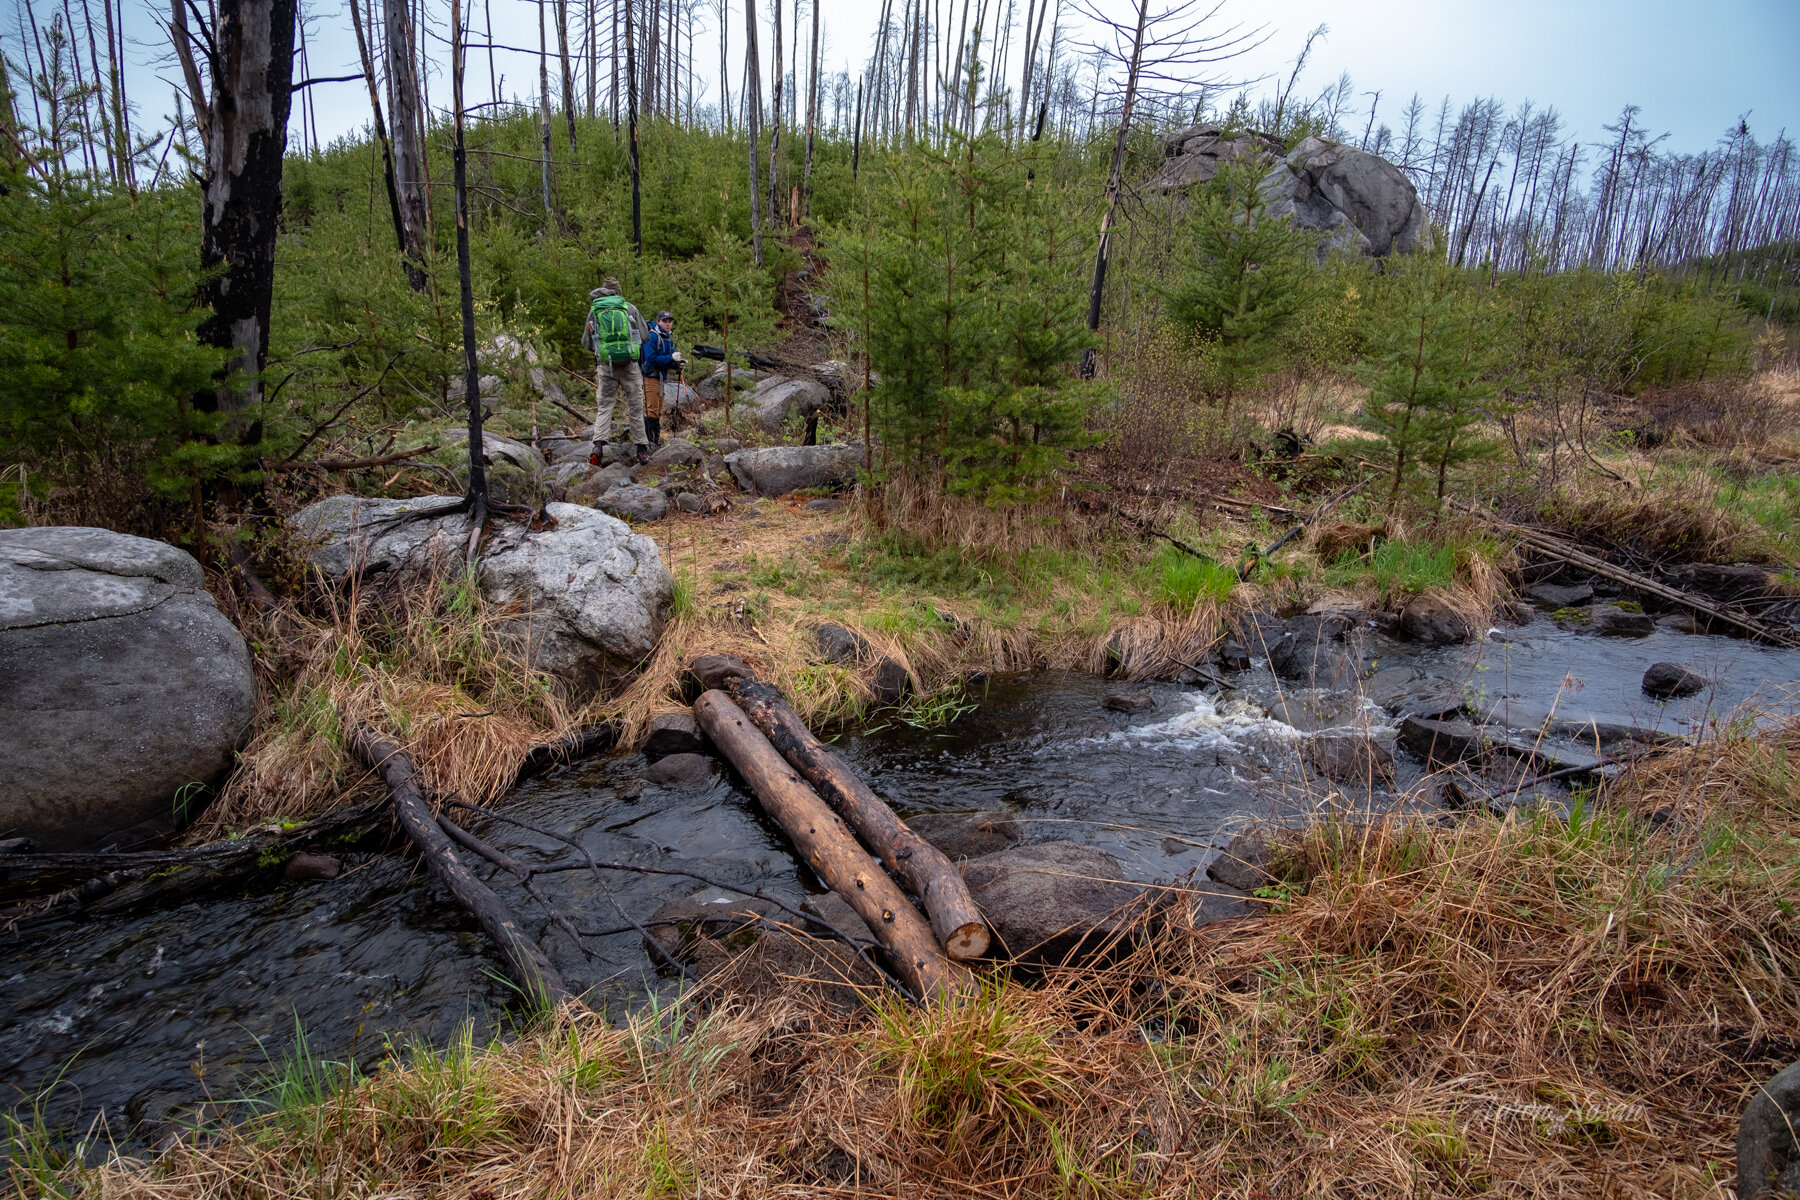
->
{"left": 170, "top": 0, "right": 301, "bottom": 452}
{"left": 1073, "top": 0, "right": 1261, "bottom": 378}
{"left": 382, "top": 0, "right": 432, "bottom": 288}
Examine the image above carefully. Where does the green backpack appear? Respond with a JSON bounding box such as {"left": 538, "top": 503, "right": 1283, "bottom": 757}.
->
{"left": 589, "top": 294, "right": 638, "bottom": 364}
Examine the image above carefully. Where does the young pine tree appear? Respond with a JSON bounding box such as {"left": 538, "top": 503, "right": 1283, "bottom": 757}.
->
{"left": 1357, "top": 266, "right": 1500, "bottom": 509}
{"left": 1167, "top": 160, "right": 1315, "bottom": 413}
{"left": 827, "top": 132, "right": 1097, "bottom": 504}
{"left": 693, "top": 225, "right": 779, "bottom": 432}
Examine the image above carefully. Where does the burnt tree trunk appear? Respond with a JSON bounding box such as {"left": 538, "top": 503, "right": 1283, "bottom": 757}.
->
{"left": 183, "top": 0, "right": 299, "bottom": 443}
{"left": 382, "top": 0, "right": 431, "bottom": 288}
{"left": 727, "top": 677, "right": 989, "bottom": 959}
{"left": 693, "top": 690, "right": 965, "bottom": 1000}
{"left": 346, "top": 0, "right": 412, "bottom": 279}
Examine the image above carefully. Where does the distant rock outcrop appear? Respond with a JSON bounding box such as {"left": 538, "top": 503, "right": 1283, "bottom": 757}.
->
{"left": 0, "top": 527, "right": 255, "bottom": 849}
{"left": 1156, "top": 125, "right": 1433, "bottom": 257}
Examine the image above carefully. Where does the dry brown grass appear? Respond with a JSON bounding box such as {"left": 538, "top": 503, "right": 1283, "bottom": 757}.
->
{"left": 31, "top": 723, "right": 1798, "bottom": 1199}
{"left": 199, "top": 570, "right": 605, "bottom": 837}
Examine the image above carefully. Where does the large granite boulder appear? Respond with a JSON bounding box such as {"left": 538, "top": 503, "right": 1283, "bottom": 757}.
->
{"left": 0, "top": 528, "right": 255, "bottom": 850}
{"left": 695, "top": 364, "right": 761, "bottom": 402}
{"left": 1156, "top": 126, "right": 1432, "bottom": 257}
{"left": 292, "top": 496, "right": 672, "bottom": 682}
{"left": 725, "top": 444, "right": 863, "bottom": 497}
{"left": 749, "top": 376, "right": 832, "bottom": 433}
{"left": 596, "top": 483, "right": 669, "bottom": 523}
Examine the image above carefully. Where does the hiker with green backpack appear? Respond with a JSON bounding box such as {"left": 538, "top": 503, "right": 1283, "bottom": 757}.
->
{"left": 581, "top": 276, "right": 651, "bottom": 466}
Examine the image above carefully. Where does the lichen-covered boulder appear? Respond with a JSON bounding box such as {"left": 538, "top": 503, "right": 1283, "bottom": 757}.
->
{"left": 290, "top": 497, "right": 672, "bottom": 683}
{"left": 725, "top": 444, "right": 863, "bottom": 497}
{"left": 0, "top": 528, "right": 255, "bottom": 850}
{"left": 749, "top": 377, "right": 833, "bottom": 433}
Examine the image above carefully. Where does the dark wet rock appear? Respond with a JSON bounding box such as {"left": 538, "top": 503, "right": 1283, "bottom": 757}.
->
{"left": 1306, "top": 734, "right": 1396, "bottom": 783}
{"left": 800, "top": 891, "right": 875, "bottom": 946}
{"left": 643, "top": 712, "right": 705, "bottom": 760}
{"left": 284, "top": 853, "right": 342, "bottom": 882}
{"left": 1218, "top": 636, "right": 1252, "bottom": 671}
{"left": 1545, "top": 718, "right": 1673, "bottom": 750}
{"left": 0, "top": 837, "right": 35, "bottom": 855}
{"left": 1365, "top": 666, "right": 1465, "bottom": 721}
{"left": 1206, "top": 829, "right": 1274, "bottom": 892}
{"left": 870, "top": 658, "right": 909, "bottom": 704}
{"left": 1398, "top": 594, "right": 1473, "bottom": 645}
{"left": 1266, "top": 613, "right": 1358, "bottom": 684}
{"left": 1499, "top": 599, "right": 1535, "bottom": 625}
{"left": 1, "top": 527, "right": 256, "bottom": 850}
{"left": 1590, "top": 603, "right": 1655, "bottom": 637}
{"left": 907, "top": 811, "right": 1023, "bottom": 860}
{"left": 725, "top": 444, "right": 862, "bottom": 497}
{"left": 1670, "top": 563, "right": 1770, "bottom": 602}
{"left": 1267, "top": 691, "right": 1371, "bottom": 733}
{"left": 814, "top": 621, "right": 872, "bottom": 665}
{"left": 805, "top": 498, "right": 842, "bottom": 513}
{"left": 1643, "top": 662, "right": 1708, "bottom": 699}
{"left": 1658, "top": 611, "right": 1708, "bottom": 634}
{"left": 686, "top": 653, "right": 754, "bottom": 694}
{"left": 675, "top": 492, "right": 703, "bottom": 513}
{"left": 647, "top": 438, "right": 703, "bottom": 467}
{"left": 644, "top": 887, "right": 779, "bottom": 964}
{"left": 646, "top": 752, "right": 717, "bottom": 792}
{"left": 1739, "top": 1059, "right": 1800, "bottom": 1200}
{"left": 1523, "top": 581, "right": 1594, "bottom": 608}
{"left": 597, "top": 483, "right": 669, "bottom": 523}
{"left": 1102, "top": 691, "right": 1157, "bottom": 713}
{"left": 962, "top": 841, "right": 1142, "bottom": 965}
{"left": 1398, "top": 716, "right": 1487, "bottom": 767}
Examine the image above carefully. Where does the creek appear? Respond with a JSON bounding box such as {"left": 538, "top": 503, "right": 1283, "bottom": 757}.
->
{"left": 3, "top": 612, "right": 1797, "bottom": 1141}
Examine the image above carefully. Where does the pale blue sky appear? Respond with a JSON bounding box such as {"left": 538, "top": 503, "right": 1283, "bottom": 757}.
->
{"left": 76, "top": 0, "right": 1800, "bottom": 162}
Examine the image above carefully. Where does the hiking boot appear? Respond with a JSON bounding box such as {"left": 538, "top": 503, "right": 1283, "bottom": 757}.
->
{"left": 645, "top": 416, "right": 661, "bottom": 447}
{"left": 588, "top": 441, "right": 607, "bottom": 467}
{"left": 634, "top": 444, "right": 650, "bottom": 466}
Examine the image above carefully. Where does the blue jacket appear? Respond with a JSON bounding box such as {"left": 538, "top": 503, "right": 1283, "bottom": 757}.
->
{"left": 640, "top": 326, "right": 677, "bottom": 380}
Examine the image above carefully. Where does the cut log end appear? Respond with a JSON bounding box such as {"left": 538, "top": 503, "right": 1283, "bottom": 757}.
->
{"left": 945, "top": 922, "right": 991, "bottom": 961}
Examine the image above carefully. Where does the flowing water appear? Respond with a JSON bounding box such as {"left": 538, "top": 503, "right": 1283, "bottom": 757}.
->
{"left": 4, "top": 613, "right": 1797, "bottom": 1142}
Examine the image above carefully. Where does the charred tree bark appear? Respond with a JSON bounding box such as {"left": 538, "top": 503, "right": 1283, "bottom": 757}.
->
{"left": 623, "top": 0, "right": 641, "bottom": 254}
{"left": 743, "top": 0, "right": 763, "bottom": 264}
{"left": 451, "top": 0, "right": 492, "bottom": 533}
{"left": 175, "top": 0, "right": 300, "bottom": 445}
{"left": 553, "top": 0, "right": 576, "bottom": 149}
{"left": 1081, "top": 0, "right": 1148, "bottom": 380}
{"left": 726, "top": 676, "right": 989, "bottom": 959}
{"left": 382, "top": 0, "right": 431, "bottom": 288}
{"left": 692, "top": 690, "right": 966, "bottom": 999}
{"left": 350, "top": 724, "right": 566, "bottom": 1005}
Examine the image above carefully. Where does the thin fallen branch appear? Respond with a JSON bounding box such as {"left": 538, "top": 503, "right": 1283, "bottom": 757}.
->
{"left": 1458, "top": 502, "right": 1798, "bottom": 647}
{"left": 347, "top": 723, "right": 567, "bottom": 1005}
{"left": 445, "top": 799, "right": 906, "bottom": 994}
{"left": 265, "top": 444, "right": 438, "bottom": 473}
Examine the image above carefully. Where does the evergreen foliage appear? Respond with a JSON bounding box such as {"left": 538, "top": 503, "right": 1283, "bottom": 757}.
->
{"left": 1167, "top": 161, "right": 1316, "bottom": 409}
{"left": 829, "top": 132, "right": 1098, "bottom": 503}
{"left": 692, "top": 225, "right": 779, "bottom": 428}
{"left": 0, "top": 28, "right": 226, "bottom": 510}
{"left": 1355, "top": 261, "right": 1503, "bottom": 507}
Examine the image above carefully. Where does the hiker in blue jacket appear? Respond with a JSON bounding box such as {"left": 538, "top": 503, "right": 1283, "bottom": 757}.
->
{"left": 638, "top": 310, "right": 683, "bottom": 448}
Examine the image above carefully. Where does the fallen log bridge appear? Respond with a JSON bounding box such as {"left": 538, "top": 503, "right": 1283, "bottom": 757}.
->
{"left": 725, "top": 678, "right": 990, "bottom": 960}
{"left": 692, "top": 689, "right": 970, "bottom": 1000}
